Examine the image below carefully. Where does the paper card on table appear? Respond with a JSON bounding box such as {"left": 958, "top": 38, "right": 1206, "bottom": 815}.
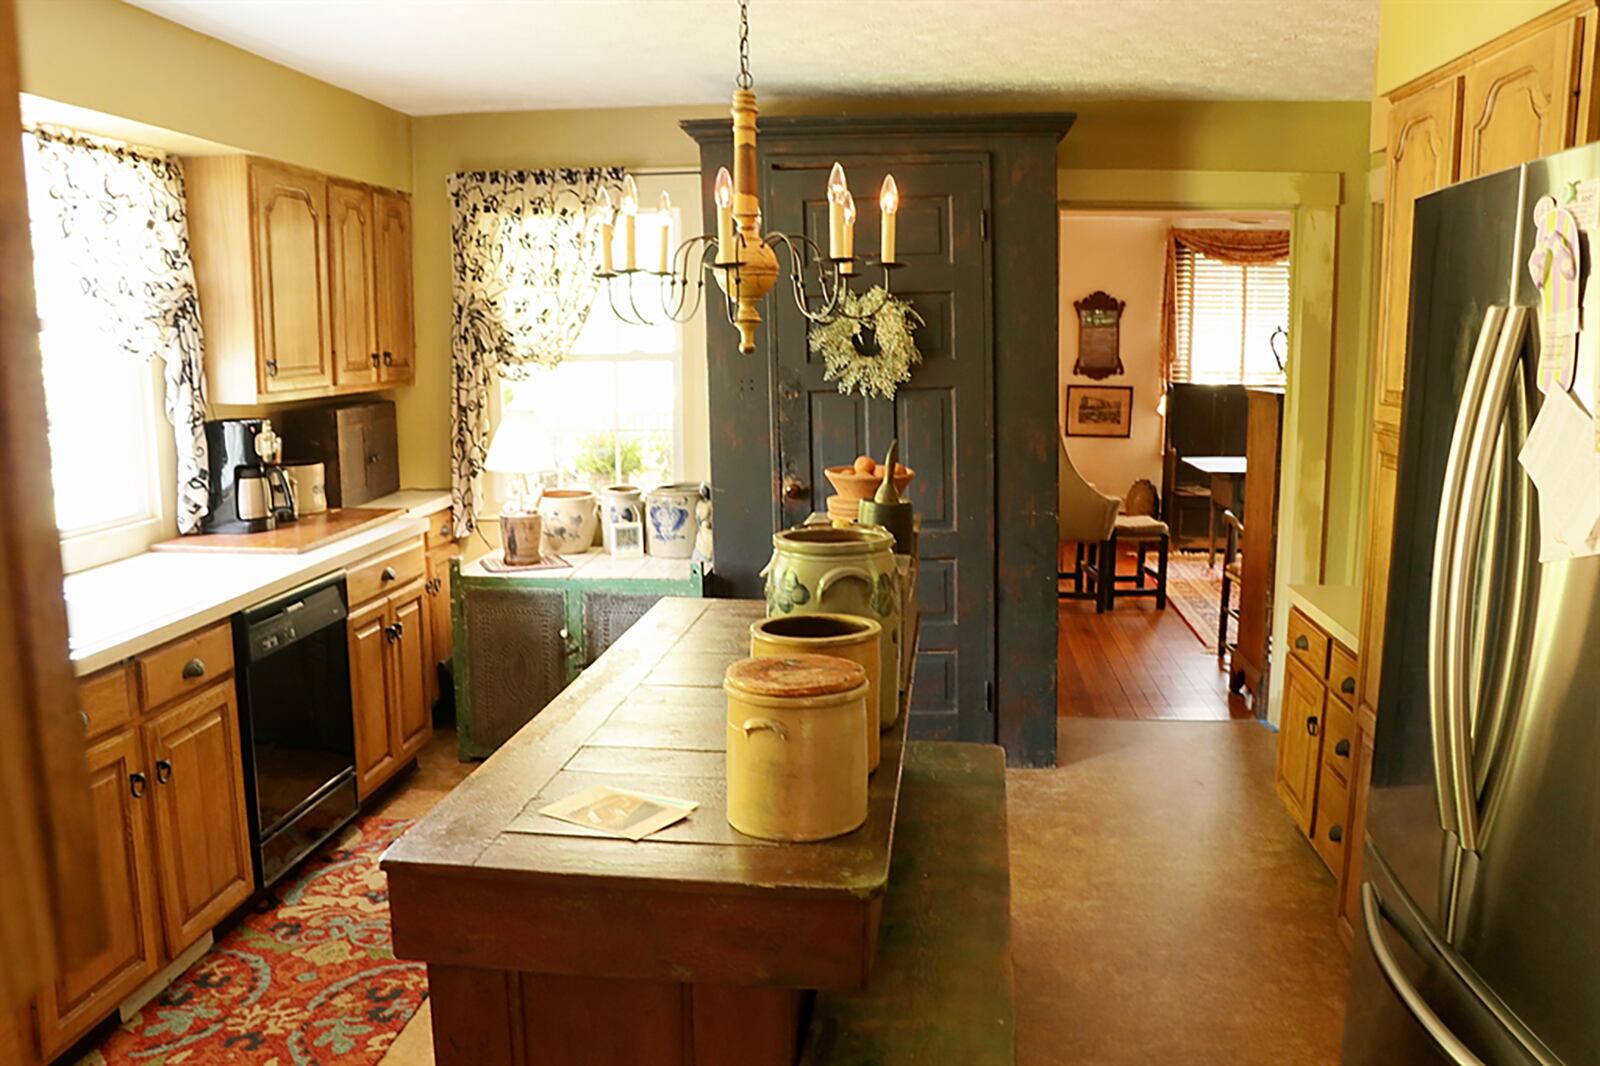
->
{"left": 1518, "top": 386, "right": 1600, "bottom": 561}
{"left": 528, "top": 784, "right": 698, "bottom": 841}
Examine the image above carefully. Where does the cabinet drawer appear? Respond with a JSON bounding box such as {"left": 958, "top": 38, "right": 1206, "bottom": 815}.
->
{"left": 347, "top": 537, "right": 425, "bottom": 607}
{"left": 79, "top": 664, "right": 134, "bottom": 740}
{"left": 1321, "top": 697, "right": 1357, "bottom": 785}
{"left": 424, "top": 510, "right": 455, "bottom": 551}
{"left": 136, "top": 622, "right": 233, "bottom": 710}
{"left": 1329, "top": 641, "right": 1358, "bottom": 708}
{"left": 1287, "top": 608, "right": 1330, "bottom": 678}
{"left": 1311, "top": 766, "right": 1350, "bottom": 874}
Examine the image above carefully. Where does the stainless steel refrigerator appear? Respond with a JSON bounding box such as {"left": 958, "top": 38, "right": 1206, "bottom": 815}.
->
{"left": 1342, "top": 145, "right": 1600, "bottom": 1065}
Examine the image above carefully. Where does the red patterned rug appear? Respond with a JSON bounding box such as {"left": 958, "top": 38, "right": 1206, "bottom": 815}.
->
{"left": 83, "top": 817, "right": 425, "bottom": 1065}
{"left": 1165, "top": 551, "right": 1235, "bottom": 653}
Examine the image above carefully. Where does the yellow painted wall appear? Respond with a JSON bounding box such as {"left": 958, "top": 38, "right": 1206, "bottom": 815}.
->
{"left": 14, "top": 0, "right": 411, "bottom": 189}
{"left": 1375, "top": 0, "right": 1568, "bottom": 95}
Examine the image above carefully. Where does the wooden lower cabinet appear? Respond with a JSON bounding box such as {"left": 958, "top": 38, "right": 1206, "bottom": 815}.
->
{"left": 1337, "top": 715, "right": 1378, "bottom": 945}
{"left": 34, "top": 730, "right": 161, "bottom": 1060}
{"left": 424, "top": 543, "right": 458, "bottom": 705}
{"left": 144, "top": 682, "right": 255, "bottom": 957}
{"left": 1276, "top": 657, "right": 1326, "bottom": 833}
{"left": 349, "top": 560, "right": 433, "bottom": 799}
{"left": 1276, "top": 606, "right": 1361, "bottom": 883}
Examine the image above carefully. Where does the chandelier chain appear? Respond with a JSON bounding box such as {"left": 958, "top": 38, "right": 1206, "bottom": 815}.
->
{"left": 736, "top": 0, "right": 752, "bottom": 90}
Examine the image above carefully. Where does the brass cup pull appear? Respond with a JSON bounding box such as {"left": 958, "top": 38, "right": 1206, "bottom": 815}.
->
{"left": 1335, "top": 738, "right": 1351, "bottom": 758}
{"left": 382, "top": 566, "right": 397, "bottom": 582}
{"left": 129, "top": 772, "right": 147, "bottom": 799}
{"left": 1305, "top": 715, "right": 1318, "bottom": 736}
{"left": 1294, "top": 634, "right": 1310, "bottom": 651}
{"left": 182, "top": 657, "right": 206, "bottom": 680}
{"left": 155, "top": 759, "right": 173, "bottom": 785}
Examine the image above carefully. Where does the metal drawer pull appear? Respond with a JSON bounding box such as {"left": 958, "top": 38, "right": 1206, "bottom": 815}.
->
{"left": 1328, "top": 824, "right": 1343, "bottom": 843}
{"left": 384, "top": 623, "right": 398, "bottom": 643}
{"left": 79, "top": 709, "right": 90, "bottom": 731}
{"left": 1335, "top": 738, "right": 1351, "bottom": 758}
{"left": 382, "top": 350, "right": 393, "bottom": 366}
{"left": 1305, "top": 715, "right": 1318, "bottom": 736}
{"left": 182, "top": 657, "right": 206, "bottom": 679}
{"left": 129, "top": 772, "right": 147, "bottom": 798}
{"left": 1341, "top": 676, "right": 1356, "bottom": 695}
{"left": 1294, "top": 634, "right": 1310, "bottom": 651}
{"left": 392, "top": 621, "right": 404, "bottom": 639}
{"left": 371, "top": 352, "right": 380, "bottom": 367}
{"left": 382, "top": 566, "right": 397, "bottom": 582}
{"left": 155, "top": 759, "right": 173, "bottom": 785}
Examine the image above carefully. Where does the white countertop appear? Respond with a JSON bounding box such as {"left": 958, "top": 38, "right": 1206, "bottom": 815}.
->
{"left": 1286, "top": 583, "right": 1361, "bottom": 652}
{"left": 64, "top": 490, "right": 449, "bottom": 676}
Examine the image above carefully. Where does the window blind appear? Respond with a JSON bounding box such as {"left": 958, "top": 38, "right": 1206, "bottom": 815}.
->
{"left": 1172, "top": 241, "right": 1290, "bottom": 386}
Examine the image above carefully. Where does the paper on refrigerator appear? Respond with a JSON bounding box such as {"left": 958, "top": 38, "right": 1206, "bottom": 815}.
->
{"left": 1518, "top": 386, "right": 1600, "bottom": 561}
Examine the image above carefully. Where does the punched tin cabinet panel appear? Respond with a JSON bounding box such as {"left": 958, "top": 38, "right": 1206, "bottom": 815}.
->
{"left": 461, "top": 586, "right": 568, "bottom": 758}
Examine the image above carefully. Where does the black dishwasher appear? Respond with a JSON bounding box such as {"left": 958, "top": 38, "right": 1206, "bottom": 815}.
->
{"left": 234, "top": 572, "right": 359, "bottom": 888}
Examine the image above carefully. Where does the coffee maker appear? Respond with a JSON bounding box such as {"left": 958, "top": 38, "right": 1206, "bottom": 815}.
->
{"left": 202, "top": 418, "right": 295, "bottom": 534}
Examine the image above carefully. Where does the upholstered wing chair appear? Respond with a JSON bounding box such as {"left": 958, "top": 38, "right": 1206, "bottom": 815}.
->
{"left": 1059, "top": 434, "right": 1120, "bottom": 599}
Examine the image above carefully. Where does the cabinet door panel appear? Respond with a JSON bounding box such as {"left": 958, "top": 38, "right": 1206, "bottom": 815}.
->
{"left": 145, "top": 684, "right": 254, "bottom": 956}
{"left": 1357, "top": 429, "right": 1401, "bottom": 724}
{"left": 328, "top": 181, "right": 378, "bottom": 388}
{"left": 1276, "top": 658, "right": 1326, "bottom": 834}
{"left": 1337, "top": 723, "right": 1377, "bottom": 942}
{"left": 425, "top": 547, "right": 458, "bottom": 706}
{"left": 35, "top": 731, "right": 161, "bottom": 1059}
{"left": 1462, "top": 19, "right": 1578, "bottom": 179}
{"left": 252, "top": 162, "right": 331, "bottom": 393}
{"left": 374, "top": 191, "right": 414, "bottom": 385}
{"left": 390, "top": 581, "right": 433, "bottom": 759}
{"left": 1378, "top": 80, "right": 1461, "bottom": 429}
{"left": 350, "top": 597, "right": 397, "bottom": 798}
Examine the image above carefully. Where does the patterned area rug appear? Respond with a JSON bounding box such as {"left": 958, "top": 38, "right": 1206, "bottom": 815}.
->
{"left": 1165, "top": 551, "right": 1235, "bottom": 653}
{"left": 82, "top": 818, "right": 425, "bottom": 1066}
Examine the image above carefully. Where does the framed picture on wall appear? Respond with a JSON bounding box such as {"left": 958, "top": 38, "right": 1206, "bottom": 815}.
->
{"left": 1065, "top": 385, "right": 1134, "bottom": 438}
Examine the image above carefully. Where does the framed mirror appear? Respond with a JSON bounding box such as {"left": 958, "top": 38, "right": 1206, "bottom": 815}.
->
{"left": 1073, "top": 290, "right": 1125, "bottom": 380}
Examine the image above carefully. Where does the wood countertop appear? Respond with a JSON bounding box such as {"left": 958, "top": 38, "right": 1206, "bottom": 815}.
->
{"left": 383, "top": 597, "right": 907, "bottom": 991}
{"left": 148, "top": 507, "right": 401, "bottom": 554}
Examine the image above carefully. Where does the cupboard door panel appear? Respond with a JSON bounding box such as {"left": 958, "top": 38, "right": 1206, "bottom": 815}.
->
{"left": 350, "top": 597, "right": 397, "bottom": 799}
{"left": 252, "top": 162, "right": 331, "bottom": 394}
{"left": 375, "top": 191, "right": 414, "bottom": 386}
{"left": 425, "top": 547, "right": 458, "bottom": 706}
{"left": 1378, "top": 80, "right": 1461, "bottom": 429}
{"left": 390, "top": 580, "right": 432, "bottom": 759}
{"left": 145, "top": 683, "right": 254, "bottom": 956}
{"left": 1276, "top": 658, "right": 1326, "bottom": 835}
{"left": 35, "top": 731, "right": 161, "bottom": 1059}
{"left": 1461, "top": 19, "right": 1578, "bottom": 179}
{"left": 328, "top": 181, "right": 378, "bottom": 388}
{"left": 1357, "top": 429, "right": 1401, "bottom": 726}
{"left": 1337, "top": 723, "right": 1377, "bottom": 943}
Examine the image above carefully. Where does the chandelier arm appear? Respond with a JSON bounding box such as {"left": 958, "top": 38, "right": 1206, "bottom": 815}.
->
{"left": 766, "top": 231, "right": 848, "bottom": 324}
{"left": 624, "top": 270, "right": 652, "bottom": 325}
{"left": 604, "top": 274, "right": 645, "bottom": 327}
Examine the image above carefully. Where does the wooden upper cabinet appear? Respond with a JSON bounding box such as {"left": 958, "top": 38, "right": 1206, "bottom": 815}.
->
{"left": 375, "top": 190, "right": 415, "bottom": 386}
{"left": 34, "top": 731, "right": 161, "bottom": 1060}
{"left": 143, "top": 683, "right": 254, "bottom": 957}
{"left": 186, "top": 154, "right": 413, "bottom": 404}
{"left": 1376, "top": 79, "right": 1461, "bottom": 430}
{"left": 328, "top": 180, "right": 379, "bottom": 389}
{"left": 253, "top": 162, "right": 332, "bottom": 395}
{"left": 1461, "top": 19, "right": 1580, "bottom": 179}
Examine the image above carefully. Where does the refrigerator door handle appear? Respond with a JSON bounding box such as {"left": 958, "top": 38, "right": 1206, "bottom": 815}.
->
{"left": 1429, "top": 304, "right": 1507, "bottom": 840}
{"left": 1363, "top": 882, "right": 1487, "bottom": 1066}
{"left": 1445, "top": 305, "right": 1530, "bottom": 856}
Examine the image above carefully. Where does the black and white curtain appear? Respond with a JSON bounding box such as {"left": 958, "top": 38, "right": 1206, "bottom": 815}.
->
{"left": 23, "top": 127, "right": 210, "bottom": 533}
{"left": 448, "top": 167, "right": 626, "bottom": 536}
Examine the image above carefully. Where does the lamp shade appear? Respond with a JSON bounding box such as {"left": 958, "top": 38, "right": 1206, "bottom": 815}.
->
{"left": 484, "top": 410, "right": 554, "bottom": 475}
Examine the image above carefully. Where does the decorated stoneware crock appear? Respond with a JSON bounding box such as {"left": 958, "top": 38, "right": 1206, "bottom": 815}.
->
{"left": 645, "top": 482, "right": 701, "bottom": 558}
{"left": 538, "top": 488, "right": 598, "bottom": 555}
{"left": 761, "top": 524, "right": 901, "bottom": 730}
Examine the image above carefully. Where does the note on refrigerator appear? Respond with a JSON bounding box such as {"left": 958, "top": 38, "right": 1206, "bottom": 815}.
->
{"left": 1518, "top": 386, "right": 1600, "bottom": 561}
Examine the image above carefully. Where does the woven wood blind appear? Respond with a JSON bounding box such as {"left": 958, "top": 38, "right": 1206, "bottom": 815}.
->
{"left": 1172, "top": 242, "right": 1290, "bottom": 386}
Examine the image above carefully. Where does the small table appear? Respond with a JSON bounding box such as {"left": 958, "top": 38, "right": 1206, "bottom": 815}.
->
{"left": 1183, "top": 456, "right": 1248, "bottom": 565}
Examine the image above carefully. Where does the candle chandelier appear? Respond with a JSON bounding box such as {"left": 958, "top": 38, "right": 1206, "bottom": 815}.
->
{"left": 594, "top": 0, "right": 902, "bottom": 354}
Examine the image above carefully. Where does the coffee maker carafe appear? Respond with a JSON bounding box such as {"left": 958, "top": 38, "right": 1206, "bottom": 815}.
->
{"left": 201, "top": 418, "right": 296, "bottom": 534}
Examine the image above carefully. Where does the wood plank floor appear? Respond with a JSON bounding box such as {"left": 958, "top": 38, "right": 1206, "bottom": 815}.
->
{"left": 1058, "top": 593, "right": 1250, "bottom": 721}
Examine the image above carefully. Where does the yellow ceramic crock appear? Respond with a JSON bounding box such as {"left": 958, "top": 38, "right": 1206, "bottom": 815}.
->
{"left": 761, "top": 524, "right": 902, "bottom": 730}
{"left": 724, "top": 654, "right": 870, "bottom": 842}
{"left": 750, "top": 613, "right": 882, "bottom": 772}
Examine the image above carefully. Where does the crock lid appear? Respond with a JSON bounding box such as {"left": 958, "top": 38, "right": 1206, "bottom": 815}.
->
{"left": 725, "top": 654, "right": 868, "bottom": 698}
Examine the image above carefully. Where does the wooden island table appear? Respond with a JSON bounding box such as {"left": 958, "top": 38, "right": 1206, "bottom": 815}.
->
{"left": 382, "top": 597, "right": 908, "bottom": 1066}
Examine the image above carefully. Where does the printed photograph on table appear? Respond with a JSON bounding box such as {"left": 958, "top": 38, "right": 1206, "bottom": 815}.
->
{"left": 1065, "top": 385, "right": 1134, "bottom": 438}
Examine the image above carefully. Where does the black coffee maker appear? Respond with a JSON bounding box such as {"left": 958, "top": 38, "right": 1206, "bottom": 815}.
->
{"left": 202, "top": 419, "right": 295, "bottom": 534}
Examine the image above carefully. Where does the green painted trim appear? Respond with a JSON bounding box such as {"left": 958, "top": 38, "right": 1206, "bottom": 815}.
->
{"left": 1060, "top": 168, "right": 1344, "bottom": 208}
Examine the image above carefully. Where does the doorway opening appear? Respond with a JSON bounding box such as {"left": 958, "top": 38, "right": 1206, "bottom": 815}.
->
{"left": 1056, "top": 208, "right": 1291, "bottom": 721}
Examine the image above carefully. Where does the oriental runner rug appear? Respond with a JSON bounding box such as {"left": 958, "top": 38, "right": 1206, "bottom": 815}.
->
{"left": 82, "top": 818, "right": 425, "bottom": 1066}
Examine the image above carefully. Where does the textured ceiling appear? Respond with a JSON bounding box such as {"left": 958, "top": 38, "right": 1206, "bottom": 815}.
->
{"left": 128, "top": 0, "right": 1379, "bottom": 116}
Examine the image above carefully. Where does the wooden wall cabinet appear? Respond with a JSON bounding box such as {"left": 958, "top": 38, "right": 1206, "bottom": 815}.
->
{"left": 348, "top": 538, "right": 433, "bottom": 799}
{"left": 186, "top": 155, "right": 414, "bottom": 404}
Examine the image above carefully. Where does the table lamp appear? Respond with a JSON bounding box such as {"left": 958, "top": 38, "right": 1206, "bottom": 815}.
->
{"left": 484, "top": 410, "right": 553, "bottom": 565}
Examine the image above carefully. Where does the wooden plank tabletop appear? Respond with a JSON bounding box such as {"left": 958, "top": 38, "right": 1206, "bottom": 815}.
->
{"left": 149, "top": 507, "right": 402, "bottom": 554}
{"left": 383, "top": 597, "right": 907, "bottom": 989}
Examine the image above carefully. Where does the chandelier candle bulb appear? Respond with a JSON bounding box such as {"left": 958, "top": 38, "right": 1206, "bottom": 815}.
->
{"left": 827, "top": 162, "right": 849, "bottom": 259}
{"left": 841, "top": 189, "right": 857, "bottom": 275}
{"left": 714, "top": 167, "right": 735, "bottom": 260}
{"left": 880, "top": 174, "right": 899, "bottom": 264}
{"left": 657, "top": 190, "right": 672, "bottom": 274}
{"left": 619, "top": 175, "right": 639, "bottom": 272}
{"left": 597, "top": 188, "right": 615, "bottom": 275}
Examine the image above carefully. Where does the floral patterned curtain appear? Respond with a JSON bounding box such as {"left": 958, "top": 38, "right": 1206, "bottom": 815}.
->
{"left": 22, "top": 127, "right": 210, "bottom": 533}
{"left": 447, "top": 167, "right": 625, "bottom": 536}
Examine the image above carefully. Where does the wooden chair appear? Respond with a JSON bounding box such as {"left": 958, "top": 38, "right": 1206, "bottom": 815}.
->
{"left": 1218, "top": 509, "right": 1244, "bottom": 667}
{"left": 1091, "top": 514, "right": 1169, "bottom": 613}
{"left": 1058, "top": 434, "right": 1120, "bottom": 602}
